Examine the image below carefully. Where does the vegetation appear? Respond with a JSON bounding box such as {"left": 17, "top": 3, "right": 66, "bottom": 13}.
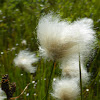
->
{"left": 0, "top": 0, "right": 100, "bottom": 100}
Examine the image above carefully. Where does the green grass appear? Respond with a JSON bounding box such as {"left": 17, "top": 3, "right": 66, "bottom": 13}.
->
{"left": 0, "top": 0, "right": 100, "bottom": 100}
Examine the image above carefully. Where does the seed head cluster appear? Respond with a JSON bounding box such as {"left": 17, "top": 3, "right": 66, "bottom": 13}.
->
{"left": 37, "top": 13, "right": 96, "bottom": 100}
{"left": 14, "top": 50, "right": 38, "bottom": 73}
{"left": 11, "top": 13, "right": 96, "bottom": 100}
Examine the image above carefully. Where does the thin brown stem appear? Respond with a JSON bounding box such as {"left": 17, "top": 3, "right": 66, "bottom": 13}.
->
{"left": 10, "top": 83, "right": 30, "bottom": 100}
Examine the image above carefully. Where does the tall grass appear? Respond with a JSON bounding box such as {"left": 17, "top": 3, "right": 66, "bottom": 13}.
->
{"left": 0, "top": 0, "right": 100, "bottom": 100}
{"left": 79, "top": 53, "right": 83, "bottom": 100}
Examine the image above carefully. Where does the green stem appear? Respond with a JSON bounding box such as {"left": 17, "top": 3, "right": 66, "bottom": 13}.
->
{"left": 79, "top": 53, "right": 83, "bottom": 100}
{"left": 45, "top": 61, "right": 55, "bottom": 100}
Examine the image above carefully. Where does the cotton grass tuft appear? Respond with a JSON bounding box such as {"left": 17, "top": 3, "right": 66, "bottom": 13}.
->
{"left": 37, "top": 14, "right": 78, "bottom": 61}
{"left": 71, "top": 18, "right": 96, "bottom": 59}
{"left": 37, "top": 14, "right": 96, "bottom": 62}
{"left": 21, "top": 39, "right": 27, "bottom": 45}
{"left": 37, "top": 13, "right": 96, "bottom": 100}
{"left": 52, "top": 78, "right": 80, "bottom": 100}
{"left": 0, "top": 88, "right": 7, "bottom": 100}
{"left": 14, "top": 50, "right": 38, "bottom": 73}
{"left": 61, "top": 58, "right": 89, "bottom": 84}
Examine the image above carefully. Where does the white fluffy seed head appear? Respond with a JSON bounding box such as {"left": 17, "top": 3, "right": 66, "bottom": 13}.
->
{"left": 14, "top": 50, "right": 38, "bottom": 73}
{"left": 52, "top": 78, "right": 80, "bottom": 100}
{"left": 37, "top": 14, "right": 78, "bottom": 61}
{"left": 37, "top": 13, "right": 96, "bottom": 61}
{"left": 61, "top": 55, "right": 89, "bottom": 84}
{"left": 21, "top": 39, "right": 27, "bottom": 45}
{"left": 0, "top": 88, "right": 7, "bottom": 100}
{"left": 71, "top": 18, "right": 96, "bottom": 59}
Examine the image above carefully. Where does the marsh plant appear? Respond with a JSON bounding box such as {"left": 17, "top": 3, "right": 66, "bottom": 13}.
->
{"left": 0, "top": 88, "right": 7, "bottom": 100}
{"left": 14, "top": 50, "right": 39, "bottom": 73}
{"left": 37, "top": 13, "right": 96, "bottom": 100}
{"left": 0, "top": 13, "right": 96, "bottom": 100}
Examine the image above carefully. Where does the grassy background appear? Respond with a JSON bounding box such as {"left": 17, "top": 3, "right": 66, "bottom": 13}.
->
{"left": 0, "top": 0, "right": 100, "bottom": 100}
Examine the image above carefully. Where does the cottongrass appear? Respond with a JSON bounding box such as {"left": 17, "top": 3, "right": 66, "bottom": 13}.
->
{"left": 14, "top": 50, "right": 38, "bottom": 73}
{"left": 52, "top": 78, "right": 80, "bottom": 100}
{"left": 37, "top": 13, "right": 96, "bottom": 61}
{"left": 21, "top": 39, "right": 27, "bottom": 45}
{"left": 61, "top": 56, "right": 89, "bottom": 84}
{"left": 37, "top": 13, "right": 96, "bottom": 100}
{"left": 0, "top": 88, "right": 7, "bottom": 100}
{"left": 37, "top": 14, "right": 77, "bottom": 61}
{"left": 71, "top": 18, "right": 96, "bottom": 59}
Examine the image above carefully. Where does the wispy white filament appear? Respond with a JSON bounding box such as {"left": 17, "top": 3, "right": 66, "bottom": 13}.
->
{"left": 52, "top": 78, "right": 80, "bottom": 100}
{"left": 0, "top": 88, "right": 7, "bottom": 100}
{"left": 14, "top": 50, "right": 38, "bottom": 73}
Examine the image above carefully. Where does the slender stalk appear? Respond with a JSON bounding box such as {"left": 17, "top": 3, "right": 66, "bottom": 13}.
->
{"left": 10, "top": 83, "right": 30, "bottom": 100}
{"left": 79, "top": 53, "right": 83, "bottom": 100}
{"left": 45, "top": 61, "right": 55, "bottom": 100}
{"left": 30, "top": 74, "right": 33, "bottom": 83}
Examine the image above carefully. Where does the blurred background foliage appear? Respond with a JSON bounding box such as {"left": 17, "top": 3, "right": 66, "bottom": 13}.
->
{"left": 0, "top": 0, "right": 100, "bottom": 100}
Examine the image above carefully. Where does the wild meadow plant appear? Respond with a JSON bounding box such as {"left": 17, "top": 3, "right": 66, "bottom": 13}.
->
{"left": 52, "top": 78, "right": 80, "bottom": 100}
{"left": 21, "top": 40, "right": 27, "bottom": 46}
{"left": 14, "top": 50, "right": 38, "bottom": 73}
{"left": 0, "top": 88, "right": 7, "bottom": 100}
{"left": 0, "top": 13, "right": 96, "bottom": 100}
{"left": 37, "top": 13, "right": 96, "bottom": 100}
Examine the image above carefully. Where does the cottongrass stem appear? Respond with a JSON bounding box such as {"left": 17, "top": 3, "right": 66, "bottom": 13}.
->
{"left": 79, "top": 53, "right": 83, "bottom": 100}
{"left": 45, "top": 61, "right": 55, "bottom": 100}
